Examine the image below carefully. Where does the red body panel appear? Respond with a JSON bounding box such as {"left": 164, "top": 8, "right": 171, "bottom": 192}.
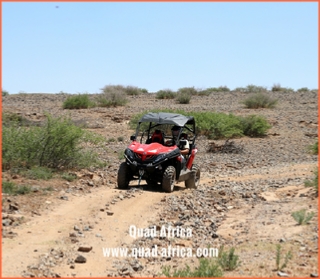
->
{"left": 129, "top": 142, "right": 178, "bottom": 161}
{"left": 186, "top": 148, "right": 198, "bottom": 169}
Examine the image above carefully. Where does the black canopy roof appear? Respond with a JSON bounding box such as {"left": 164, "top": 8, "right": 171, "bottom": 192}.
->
{"left": 139, "top": 112, "right": 195, "bottom": 127}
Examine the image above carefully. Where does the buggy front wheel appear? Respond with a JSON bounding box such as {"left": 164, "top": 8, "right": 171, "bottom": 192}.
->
{"left": 117, "top": 162, "right": 131, "bottom": 189}
{"left": 162, "top": 166, "right": 176, "bottom": 193}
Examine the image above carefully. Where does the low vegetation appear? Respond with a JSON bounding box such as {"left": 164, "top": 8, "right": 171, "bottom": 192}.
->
{"left": 61, "top": 172, "right": 77, "bottom": 182}
{"left": 291, "top": 209, "right": 315, "bottom": 225}
{"left": 304, "top": 169, "right": 318, "bottom": 194}
{"left": 276, "top": 244, "right": 292, "bottom": 271}
{"left": 297, "top": 87, "right": 310, "bottom": 93}
{"left": 96, "top": 85, "right": 128, "bottom": 107}
{"left": 2, "top": 181, "right": 31, "bottom": 195}
{"left": 162, "top": 258, "right": 223, "bottom": 277}
{"left": 156, "top": 89, "right": 176, "bottom": 99}
{"left": 63, "top": 94, "right": 96, "bottom": 109}
{"left": 124, "top": 85, "right": 144, "bottom": 96}
{"left": 242, "top": 93, "right": 278, "bottom": 109}
{"left": 2, "top": 89, "right": 9, "bottom": 96}
{"left": 130, "top": 109, "right": 271, "bottom": 139}
{"left": 217, "top": 246, "right": 240, "bottom": 271}
{"left": 2, "top": 112, "right": 29, "bottom": 127}
{"left": 2, "top": 114, "right": 106, "bottom": 170}
{"left": 234, "top": 84, "right": 268, "bottom": 93}
{"left": 177, "top": 87, "right": 198, "bottom": 96}
{"left": 239, "top": 115, "right": 272, "bottom": 137}
{"left": 307, "top": 140, "right": 318, "bottom": 155}
{"left": 271, "top": 83, "right": 294, "bottom": 92}
{"left": 176, "top": 91, "right": 192, "bottom": 104}
{"left": 21, "top": 166, "right": 53, "bottom": 180}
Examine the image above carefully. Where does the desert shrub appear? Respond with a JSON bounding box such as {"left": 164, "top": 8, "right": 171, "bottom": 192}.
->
{"left": 242, "top": 93, "right": 278, "bottom": 109}
{"left": 245, "top": 84, "right": 268, "bottom": 93}
{"left": 217, "top": 86, "right": 230, "bottom": 92}
{"left": 162, "top": 258, "right": 223, "bottom": 277}
{"left": 195, "top": 89, "right": 212, "bottom": 96}
{"left": 177, "top": 87, "right": 198, "bottom": 95}
{"left": 203, "top": 86, "right": 230, "bottom": 93}
{"left": 297, "top": 87, "right": 309, "bottom": 92}
{"left": 307, "top": 140, "right": 318, "bottom": 155}
{"left": 291, "top": 209, "right": 315, "bottom": 225}
{"left": 21, "top": 166, "right": 53, "bottom": 180}
{"left": 63, "top": 94, "right": 95, "bottom": 109}
{"left": 97, "top": 85, "right": 128, "bottom": 107}
{"left": 61, "top": 172, "right": 77, "bottom": 182}
{"left": 2, "top": 114, "right": 106, "bottom": 170}
{"left": 271, "top": 83, "right": 281, "bottom": 92}
{"left": 271, "top": 84, "right": 295, "bottom": 92}
{"left": 2, "top": 181, "right": 31, "bottom": 195}
{"left": 129, "top": 110, "right": 271, "bottom": 139}
{"left": 2, "top": 89, "right": 9, "bottom": 96}
{"left": 304, "top": 169, "right": 318, "bottom": 194}
{"left": 176, "top": 91, "right": 192, "bottom": 104}
{"left": 155, "top": 89, "right": 176, "bottom": 99}
{"left": 240, "top": 115, "right": 271, "bottom": 137}
{"left": 218, "top": 246, "right": 240, "bottom": 271}
{"left": 125, "top": 86, "right": 142, "bottom": 96}
{"left": 2, "top": 112, "right": 29, "bottom": 127}
{"left": 140, "top": 88, "right": 149, "bottom": 94}
{"left": 276, "top": 244, "right": 292, "bottom": 271}
{"left": 194, "top": 112, "right": 243, "bottom": 139}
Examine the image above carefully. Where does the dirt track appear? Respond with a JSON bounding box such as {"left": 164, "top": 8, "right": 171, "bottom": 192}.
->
{"left": 2, "top": 91, "right": 318, "bottom": 277}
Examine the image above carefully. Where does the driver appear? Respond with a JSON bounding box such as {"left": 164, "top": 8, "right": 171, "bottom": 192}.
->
{"left": 166, "top": 126, "right": 190, "bottom": 156}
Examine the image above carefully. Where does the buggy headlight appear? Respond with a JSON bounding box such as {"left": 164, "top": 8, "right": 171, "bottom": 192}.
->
{"left": 125, "top": 148, "right": 135, "bottom": 161}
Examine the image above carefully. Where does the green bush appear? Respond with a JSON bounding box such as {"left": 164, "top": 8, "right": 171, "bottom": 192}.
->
{"left": 271, "top": 84, "right": 294, "bottom": 92}
{"left": 2, "top": 181, "right": 31, "bottom": 195}
{"left": 2, "top": 114, "right": 106, "bottom": 170}
{"left": 2, "top": 90, "right": 9, "bottom": 96}
{"left": 2, "top": 112, "right": 28, "bottom": 127}
{"left": 21, "top": 166, "right": 53, "bottom": 180}
{"left": 245, "top": 84, "right": 268, "bottom": 93}
{"left": 177, "top": 87, "right": 198, "bottom": 95}
{"left": 217, "top": 86, "right": 230, "bottom": 92}
{"left": 195, "top": 89, "right": 212, "bottom": 96}
{"left": 218, "top": 246, "right": 240, "bottom": 271}
{"left": 307, "top": 140, "right": 318, "bottom": 155}
{"left": 194, "top": 112, "right": 243, "bottom": 139}
{"left": 297, "top": 87, "right": 309, "bottom": 92}
{"left": 129, "top": 110, "right": 271, "bottom": 139}
{"left": 125, "top": 86, "right": 143, "bottom": 96}
{"left": 242, "top": 93, "right": 278, "bottom": 109}
{"left": 140, "top": 88, "right": 149, "bottom": 94}
{"left": 203, "top": 86, "right": 230, "bottom": 93}
{"left": 233, "top": 87, "right": 247, "bottom": 93}
{"left": 63, "top": 94, "right": 95, "bottom": 109}
{"left": 162, "top": 258, "right": 223, "bottom": 277}
{"left": 155, "top": 89, "right": 176, "bottom": 99}
{"left": 305, "top": 169, "right": 318, "bottom": 194}
{"left": 97, "top": 85, "right": 128, "bottom": 107}
{"left": 240, "top": 115, "right": 271, "bottom": 137}
{"left": 276, "top": 244, "right": 292, "bottom": 271}
{"left": 61, "top": 172, "right": 77, "bottom": 182}
{"left": 176, "top": 91, "right": 192, "bottom": 104}
{"left": 291, "top": 209, "right": 315, "bottom": 225}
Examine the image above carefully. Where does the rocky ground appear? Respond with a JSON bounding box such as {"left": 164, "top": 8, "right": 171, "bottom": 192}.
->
{"left": 1, "top": 91, "right": 318, "bottom": 277}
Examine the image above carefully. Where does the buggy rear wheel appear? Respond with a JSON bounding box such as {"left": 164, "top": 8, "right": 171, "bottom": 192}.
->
{"left": 185, "top": 164, "right": 200, "bottom": 189}
{"left": 117, "top": 162, "right": 131, "bottom": 189}
{"left": 162, "top": 166, "right": 176, "bottom": 193}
